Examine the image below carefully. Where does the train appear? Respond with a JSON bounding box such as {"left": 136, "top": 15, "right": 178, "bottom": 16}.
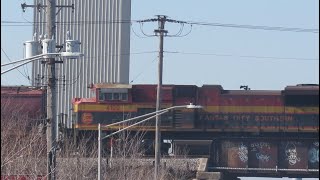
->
{"left": 3, "top": 84, "right": 317, "bottom": 137}
{"left": 1, "top": 84, "right": 318, "bottom": 177}
{"left": 71, "top": 83, "right": 319, "bottom": 177}
{"left": 72, "top": 83, "right": 319, "bottom": 136}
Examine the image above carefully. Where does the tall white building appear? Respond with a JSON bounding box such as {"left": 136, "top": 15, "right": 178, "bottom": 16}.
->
{"left": 32, "top": 0, "right": 131, "bottom": 128}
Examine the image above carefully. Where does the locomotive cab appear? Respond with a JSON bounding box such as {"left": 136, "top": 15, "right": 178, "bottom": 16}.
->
{"left": 283, "top": 84, "right": 319, "bottom": 131}
{"left": 92, "top": 83, "right": 132, "bottom": 104}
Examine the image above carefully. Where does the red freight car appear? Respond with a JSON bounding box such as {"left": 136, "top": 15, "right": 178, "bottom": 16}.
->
{"left": 1, "top": 86, "right": 45, "bottom": 119}
{"left": 1, "top": 175, "right": 45, "bottom": 180}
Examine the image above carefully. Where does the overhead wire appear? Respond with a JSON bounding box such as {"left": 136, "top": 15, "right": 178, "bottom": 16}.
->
{"left": 130, "top": 57, "right": 158, "bottom": 83}
{"left": 81, "top": 51, "right": 159, "bottom": 59}
{"left": 139, "top": 22, "right": 156, "bottom": 37}
{"left": 2, "top": 16, "right": 318, "bottom": 86}
{"left": 184, "top": 21, "right": 319, "bottom": 33}
{"left": 131, "top": 23, "right": 148, "bottom": 39}
{"left": 167, "top": 24, "right": 193, "bottom": 37}
{"left": 2, "top": 19, "right": 317, "bottom": 33}
{"left": 1, "top": 48, "right": 31, "bottom": 81}
{"left": 164, "top": 51, "right": 319, "bottom": 61}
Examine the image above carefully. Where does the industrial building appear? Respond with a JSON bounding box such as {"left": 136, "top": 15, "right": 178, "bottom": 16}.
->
{"left": 31, "top": 0, "right": 131, "bottom": 128}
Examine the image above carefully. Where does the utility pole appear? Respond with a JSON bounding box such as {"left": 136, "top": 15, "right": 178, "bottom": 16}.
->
{"left": 154, "top": 15, "right": 167, "bottom": 180}
{"left": 138, "top": 15, "right": 189, "bottom": 180}
{"left": 21, "top": 1, "right": 74, "bottom": 180}
{"left": 46, "top": 0, "right": 57, "bottom": 179}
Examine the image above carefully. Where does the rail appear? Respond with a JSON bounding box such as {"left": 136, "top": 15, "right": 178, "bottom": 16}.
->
{"left": 209, "top": 167, "right": 319, "bottom": 172}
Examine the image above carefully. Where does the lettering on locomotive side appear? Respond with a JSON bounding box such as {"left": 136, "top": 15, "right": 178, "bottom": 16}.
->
{"left": 103, "top": 105, "right": 136, "bottom": 112}
{"left": 199, "top": 114, "right": 295, "bottom": 121}
{"left": 105, "top": 105, "right": 121, "bottom": 111}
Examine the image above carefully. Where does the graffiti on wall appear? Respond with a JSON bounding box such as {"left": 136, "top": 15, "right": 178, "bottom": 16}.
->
{"left": 285, "top": 142, "right": 301, "bottom": 165}
{"left": 250, "top": 142, "right": 271, "bottom": 162}
{"left": 238, "top": 143, "right": 248, "bottom": 162}
{"left": 308, "top": 142, "right": 319, "bottom": 164}
{"left": 255, "top": 152, "right": 270, "bottom": 162}
{"left": 250, "top": 142, "right": 271, "bottom": 151}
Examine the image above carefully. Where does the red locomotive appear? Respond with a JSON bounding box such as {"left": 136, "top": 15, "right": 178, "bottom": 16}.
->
{"left": 72, "top": 83, "right": 319, "bottom": 177}
{"left": 72, "top": 83, "right": 319, "bottom": 136}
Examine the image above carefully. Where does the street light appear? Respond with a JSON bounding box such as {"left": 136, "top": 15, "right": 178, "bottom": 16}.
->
{"left": 1, "top": 52, "right": 84, "bottom": 75}
{"left": 97, "top": 103, "right": 203, "bottom": 180}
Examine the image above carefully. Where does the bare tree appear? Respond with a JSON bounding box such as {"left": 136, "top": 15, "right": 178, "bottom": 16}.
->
{"left": 1, "top": 98, "right": 196, "bottom": 179}
{"left": 100, "top": 125, "right": 195, "bottom": 180}
{"left": 55, "top": 133, "right": 98, "bottom": 180}
{"left": 1, "top": 98, "right": 47, "bottom": 179}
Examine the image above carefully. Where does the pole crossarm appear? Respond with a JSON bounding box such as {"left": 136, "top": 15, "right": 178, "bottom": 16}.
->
{"left": 101, "top": 110, "right": 169, "bottom": 140}
{"left": 21, "top": 2, "right": 74, "bottom": 13}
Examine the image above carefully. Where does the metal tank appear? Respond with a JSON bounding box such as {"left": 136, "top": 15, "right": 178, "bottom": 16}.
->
{"left": 24, "top": 33, "right": 40, "bottom": 58}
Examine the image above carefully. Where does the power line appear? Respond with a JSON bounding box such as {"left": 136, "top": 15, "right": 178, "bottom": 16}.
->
{"left": 2, "top": 19, "right": 318, "bottom": 33}
{"left": 184, "top": 21, "right": 319, "bottom": 33}
{"left": 1, "top": 48, "right": 31, "bottom": 81}
{"left": 130, "top": 57, "right": 158, "bottom": 83}
{"left": 1, "top": 20, "right": 133, "bottom": 26}
{"left": 164, "top": 51, "right": 319, "bottom": 61}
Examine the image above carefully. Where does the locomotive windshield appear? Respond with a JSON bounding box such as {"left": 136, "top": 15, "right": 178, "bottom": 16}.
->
{"left": 285, "top": 95, "right": 319, "bottom": 107}
{"left": 284, "top": 84, "right": 319, "bottom": 107}
{"left": 97, "top": 88, "right": 129, "bottom": 102}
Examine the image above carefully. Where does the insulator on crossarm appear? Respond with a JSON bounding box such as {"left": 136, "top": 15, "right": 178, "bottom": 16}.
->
{"left": 39, "top": 34, "right": 44, "bottom": 41}
{"left": 66, "top": 31, "right": 71, "bottom": 40}
{"left": 33, "top": 33, "right": 37, "bottom": 41}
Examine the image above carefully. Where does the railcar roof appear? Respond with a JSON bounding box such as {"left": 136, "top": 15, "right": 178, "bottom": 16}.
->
{"left": 285, "top": 85, "right": 319, "bottom": 95}
{"left": 1, "top": 86, "right": 44, "bottom": 96}
{"left": 93, "top": 83, "right": 132, "bottom": 89}
{"left": 222, "top": 90, "right": 281, "bottom": 96}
